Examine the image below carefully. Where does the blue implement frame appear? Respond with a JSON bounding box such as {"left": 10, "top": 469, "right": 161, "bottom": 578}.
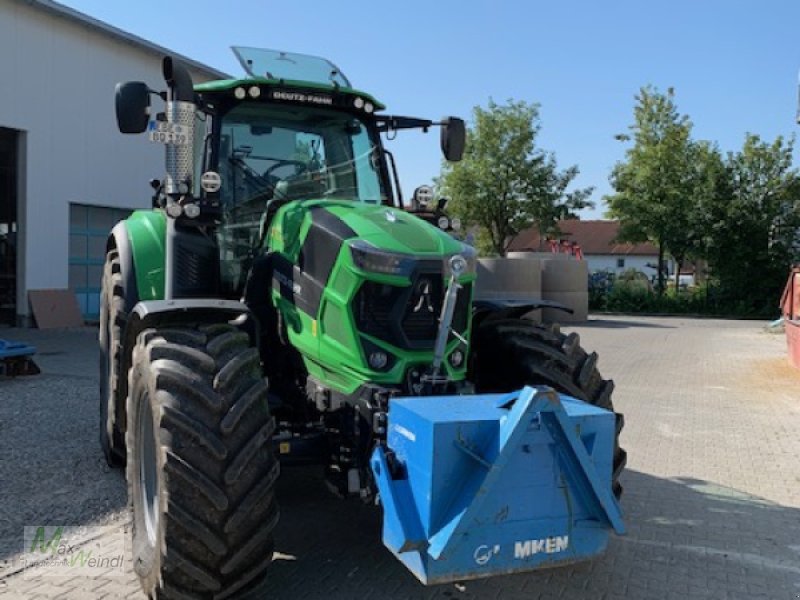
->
{"left": 371, "top": 386, "right": 624, "bottom": 584}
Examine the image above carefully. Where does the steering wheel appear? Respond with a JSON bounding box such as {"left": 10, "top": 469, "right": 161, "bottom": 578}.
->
{"left": 264, "top": 159, "right": 309, "bottom": 179}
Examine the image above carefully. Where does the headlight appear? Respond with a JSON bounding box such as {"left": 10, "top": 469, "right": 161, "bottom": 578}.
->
{"left": 444, "top": 244, "right": 477, "bottom": 277}
{"left": 349, "top": 240, "right": 415, "bottom": 276}
{"left": 183, "top": 203, "right": 201, "bottom": 218}
{"left": 368, "top": 351, "right": 388, "bottom": 369}
{"left": 166, "top": 202, "right": 183, "bottom": 218}
{"left": 449, "top": 254, "right": 467, "bottom": 276}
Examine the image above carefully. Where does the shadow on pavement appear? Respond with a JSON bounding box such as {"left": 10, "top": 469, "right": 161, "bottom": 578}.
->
{"left": 255, "top": 468, "right": 800, "bottom": 599}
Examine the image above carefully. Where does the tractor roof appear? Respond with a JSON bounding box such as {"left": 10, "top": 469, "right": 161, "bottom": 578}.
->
{"left": 194, "top": 46, "right": 385, "bottom": 110}
{"left": 194, "top": 77, "right": 385, "bottom": 111}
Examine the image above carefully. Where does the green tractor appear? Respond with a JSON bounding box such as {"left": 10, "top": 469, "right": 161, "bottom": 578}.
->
{"left": 102, "top": 47, "right": 625, "bottom": 598}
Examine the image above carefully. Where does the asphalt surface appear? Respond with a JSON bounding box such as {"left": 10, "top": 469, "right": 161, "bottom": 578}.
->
{"left": 0, "top": 316, "right": 799, "bottom": 599}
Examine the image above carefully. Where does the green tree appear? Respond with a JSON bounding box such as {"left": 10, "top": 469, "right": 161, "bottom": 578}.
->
{"left": 685, "top": 140, "right": 729, "bottom": 284}
{"left": 439, "top": 99, "right": 592, "bottom": 256}
{"left": 697, "top": 134, "right": 800, "bottom": 314}
{"left": 605, "top": 86, "right": 700, "bottom": 294}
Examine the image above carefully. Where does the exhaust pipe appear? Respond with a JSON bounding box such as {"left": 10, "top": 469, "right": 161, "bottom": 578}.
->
{"left": 162, "top": 57, "right": 195, "bottom": 196}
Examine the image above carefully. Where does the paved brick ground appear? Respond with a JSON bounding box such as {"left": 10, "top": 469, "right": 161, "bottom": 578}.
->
{"left": 1, "top": 316, "right": 799, "bottom": 599}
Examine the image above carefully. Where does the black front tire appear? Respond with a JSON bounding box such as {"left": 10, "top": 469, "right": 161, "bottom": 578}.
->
{"left": 127, "top": 324, "right": 279, "bottom": 599}
{"left": 470, "top": 318, "right": 627, "bottom": 499}
{"left": 99, "top": 249, "right": 127, "bottom": 467}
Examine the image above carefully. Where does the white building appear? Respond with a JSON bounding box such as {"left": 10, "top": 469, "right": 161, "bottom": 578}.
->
{"left": 509, "top": 220, "right": 675, "bottom": 279}
{"left": 0, "top": 0, "right": 227, "bottom": 325}
{"left": 581, "top": 253, "right": 667, "bottom": 277}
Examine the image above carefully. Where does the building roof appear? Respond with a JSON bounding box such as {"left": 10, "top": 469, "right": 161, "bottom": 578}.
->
{"left": 18, "top": 0, "right": 231, "bottom": 80}
{"left": 509, "top": 219, "right": 660, "bottom": 256}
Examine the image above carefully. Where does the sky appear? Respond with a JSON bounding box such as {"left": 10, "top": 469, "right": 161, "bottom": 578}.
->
{"left": 61, "top": 0, "right": 800, "bottom": 218}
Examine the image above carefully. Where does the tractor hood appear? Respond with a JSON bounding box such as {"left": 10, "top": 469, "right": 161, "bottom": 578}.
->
{"left": 320, "top": 201, "right": 463, "bottom": 257}
{"left": 266, "top": 197, "right": 476, "bottom": 396}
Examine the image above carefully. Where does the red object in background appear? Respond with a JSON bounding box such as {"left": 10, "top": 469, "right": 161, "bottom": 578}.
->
{"left": 547, "top": 239, "right": 583, "bottom": 260}
{"left": 780, "top": 266, "right": 800, "bottom": 369}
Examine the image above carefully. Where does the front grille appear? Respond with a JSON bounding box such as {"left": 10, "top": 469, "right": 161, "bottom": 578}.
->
{"left": 401, "top": 275, "right": 443, "bottom": 342}
{"left": 174, "top": 232, "right": 219, "bottom": 297}
{"left": 354, "top": 281, "right": 404, "bottom": 340}
{"left": 353, "top": 270, "right": 472, "bottom": 351}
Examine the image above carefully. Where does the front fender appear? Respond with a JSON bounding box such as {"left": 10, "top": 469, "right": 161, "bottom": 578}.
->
{"left": 106, "top": 221, "right": 139, "bottom": 313}
{"left": 123, "top": 210, "right": 167, "bottom": 302}
{"left": 121, "top": 299, "right": 255, "bottom": 353}
{"left": 116, "top": 299, "right": 258, "bottom": 435}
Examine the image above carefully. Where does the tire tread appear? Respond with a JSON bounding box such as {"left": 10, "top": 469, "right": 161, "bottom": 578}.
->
{"left": 126, "top": 323, "right": 278, "bottom": 599}
{"left": 99, "top": 250, "right": 127, "bottom": 466}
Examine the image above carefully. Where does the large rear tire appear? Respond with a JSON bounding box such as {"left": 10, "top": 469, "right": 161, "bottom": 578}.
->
{"left": 470, "top": 318, "right": 626, "bottom": 498}
{"left": 126, "top": 324, "right": 279, "bottom": 599}
{"left": 99, "top": 249, "right": 127, "bottom": 467}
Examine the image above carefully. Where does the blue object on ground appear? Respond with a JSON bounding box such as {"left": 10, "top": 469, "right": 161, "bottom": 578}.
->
{"left": 371, "top": 386, "right": 624, "bottom": 584}
{"left": 0, "top": 339, "right": 39, "bottom": 376}
{"left": 0, "top": 339, "right": 37, "bottom": 359}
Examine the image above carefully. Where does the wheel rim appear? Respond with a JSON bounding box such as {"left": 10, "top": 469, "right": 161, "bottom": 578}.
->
{"left": 137, "top": 389, "right": 159, "bottom": 546}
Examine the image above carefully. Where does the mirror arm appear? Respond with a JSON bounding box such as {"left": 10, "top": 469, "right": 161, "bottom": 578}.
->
{"left": 376, "top": 116, "right": 456, "bottom": 132}
{"left": 376, "top": 115, "right": 434, "bottom": 133}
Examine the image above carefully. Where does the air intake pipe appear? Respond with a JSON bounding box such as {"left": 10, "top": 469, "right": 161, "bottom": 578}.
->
{"left": 162, "top": 57, "right": 195, "bottom": 196}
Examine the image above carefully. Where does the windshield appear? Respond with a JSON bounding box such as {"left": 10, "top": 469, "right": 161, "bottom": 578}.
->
{"left": 233, "top": 46, "right": 351, "bottom": 87}
{"left": 215, "top": 102, "right": 388, "bottom": 296}
{"left": 218, "top": 103, "right": 387, "bottom": 216}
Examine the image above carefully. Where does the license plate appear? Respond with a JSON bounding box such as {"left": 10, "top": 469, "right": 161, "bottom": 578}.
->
{"left": 148, "top": 121, "right": 190, "bottom": 146}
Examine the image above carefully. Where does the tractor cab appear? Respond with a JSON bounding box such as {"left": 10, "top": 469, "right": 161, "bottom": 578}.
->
{"left": 116, "top": 47, "right": 465, "bottom": 298}
{"left": 201, "top": 47, "right": 394, "bottom": 217}
{"left": 116, "top": 46, "right": 464, "bottom": 215}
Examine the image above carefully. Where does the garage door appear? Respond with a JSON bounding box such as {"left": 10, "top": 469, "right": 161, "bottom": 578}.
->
{"left": 69, "top": 204, "right": 133, "bottom": 319}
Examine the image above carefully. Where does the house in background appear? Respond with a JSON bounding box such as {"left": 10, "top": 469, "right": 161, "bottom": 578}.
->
{"left": 509, "top": 219, "right": 676, "bottom": 279}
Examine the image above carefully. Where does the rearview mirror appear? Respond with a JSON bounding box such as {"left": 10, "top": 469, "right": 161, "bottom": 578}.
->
{"left": 115, "top": 81, "right": 150, "bottom": 134}
{"left": 441, "top": 117, "right": 466, "bottom": 162}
